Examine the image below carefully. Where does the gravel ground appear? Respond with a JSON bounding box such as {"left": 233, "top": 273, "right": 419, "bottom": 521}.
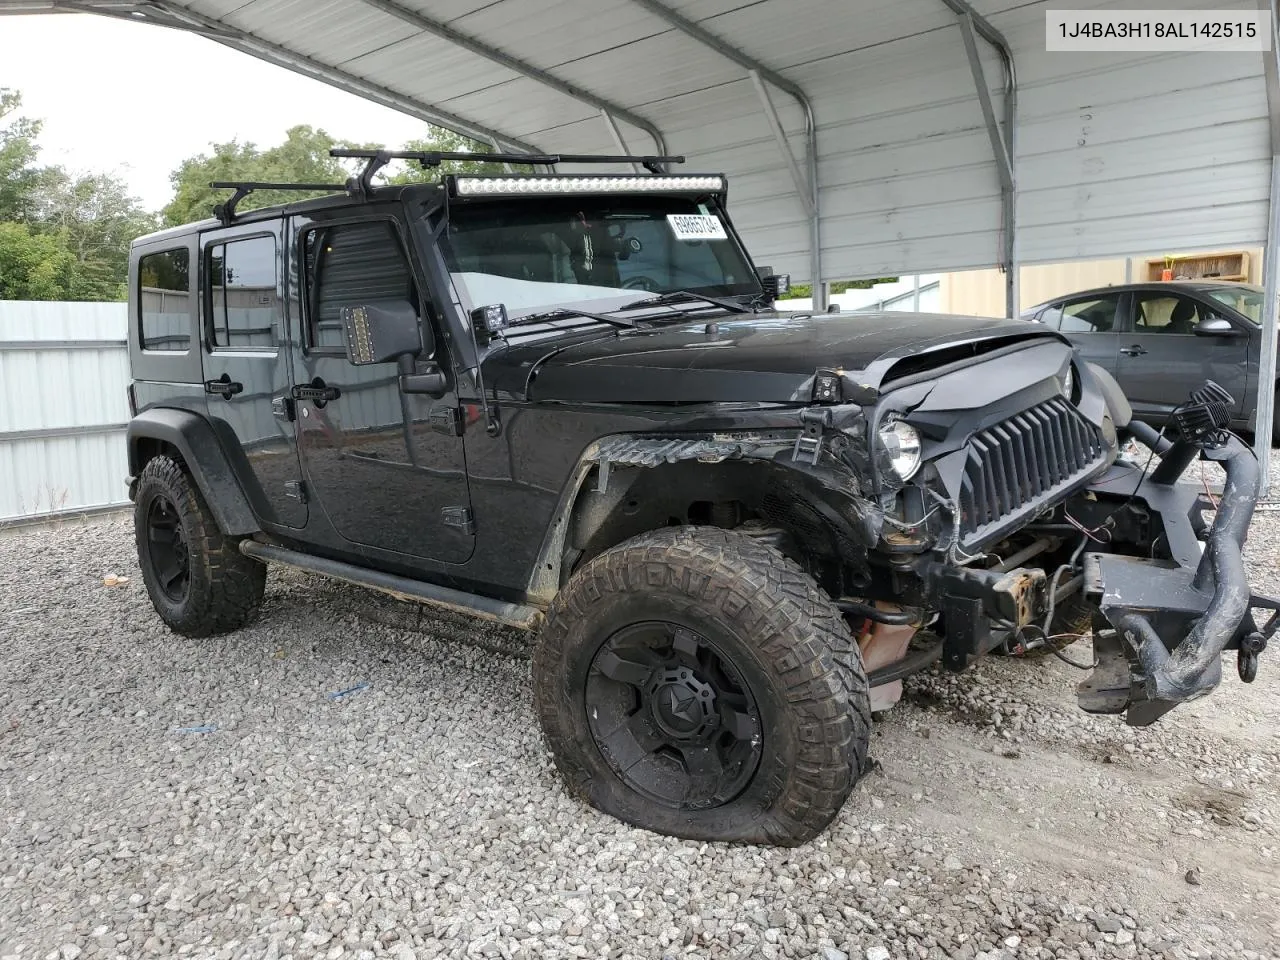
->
{"left": 2, "top": 453, "right": 1279, "bottom": 960}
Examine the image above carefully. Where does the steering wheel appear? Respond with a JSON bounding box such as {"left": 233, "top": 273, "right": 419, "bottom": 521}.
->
{"left": 622, "top": 276, "right": 662, "bottom": 292}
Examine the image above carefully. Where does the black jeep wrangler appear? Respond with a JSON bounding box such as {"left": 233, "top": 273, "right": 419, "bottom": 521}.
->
{"left": 125, "top": 149, "right": 1271, "bottom": 845}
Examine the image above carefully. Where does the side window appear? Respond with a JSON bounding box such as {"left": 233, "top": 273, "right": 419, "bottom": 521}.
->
{"left": 208, "top": 235, "right": 278, "bottom": 348}
{"left": 139, "top": 248, "right": 191, "bottom": 352}
{"left": 1056, "top": 296, "right": 1119, "bottom": 334}
{"left": 304, "top": 220, "right": 417, "bottom": 351}
{"left": 1133, "top": 294, "right": 1200, "bottom": 335}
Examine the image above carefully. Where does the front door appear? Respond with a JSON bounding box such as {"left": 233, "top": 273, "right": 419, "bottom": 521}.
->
{"left": 199, "top": 219, "right": 307, "bottom": 528}
{"left": 288, "top": 212, "right": 474, "bottom": 564}
{"left": 1117, "top": 290, "right": 1249, "bottom": 422}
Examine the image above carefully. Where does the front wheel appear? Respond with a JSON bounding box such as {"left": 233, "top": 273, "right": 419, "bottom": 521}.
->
{"left": 533, "top": 526, "right": 871, "bottom": 845}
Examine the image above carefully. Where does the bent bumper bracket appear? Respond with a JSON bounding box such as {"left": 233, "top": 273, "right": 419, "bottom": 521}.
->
{"left": 1080, "top": 435, "right": 1263, "bottom": 725}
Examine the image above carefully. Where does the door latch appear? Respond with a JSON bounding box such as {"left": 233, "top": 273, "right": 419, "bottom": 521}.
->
{"left": 283, "top": 480, "right": 307, "bottom": 503}
{"left": 441, "top": 505, "right": 476, "bottom": 535}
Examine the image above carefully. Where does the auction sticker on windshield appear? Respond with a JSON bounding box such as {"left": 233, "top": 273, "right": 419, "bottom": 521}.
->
{"left": 667, "top": 214, "right": 728, "bottom": 241}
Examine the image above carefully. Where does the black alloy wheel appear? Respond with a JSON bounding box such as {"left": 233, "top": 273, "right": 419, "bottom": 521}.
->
{"left": 133, "top": 455, "right": 266, "bottom": 637}
{"left": 145, "top": 493, "right": 190, "bottom": 603}
{"left": 585, "top": 621, "right": 763, "bottom": 811}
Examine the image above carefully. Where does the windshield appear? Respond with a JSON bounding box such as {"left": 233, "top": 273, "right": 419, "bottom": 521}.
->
{"left": 440, "top": 195, "right": 761, "bottom": 319}
{"left": 1204, "top": 284, "right": 1263, "bottom": 324}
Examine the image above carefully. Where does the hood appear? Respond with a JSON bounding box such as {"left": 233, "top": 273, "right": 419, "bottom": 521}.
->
{"left": 484, "top": 311, "right": 1063, "bottom": 404}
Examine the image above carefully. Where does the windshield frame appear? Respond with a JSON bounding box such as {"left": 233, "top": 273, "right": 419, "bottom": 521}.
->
{"left": 433, "top": 192, "right": 764, "bottom": 323}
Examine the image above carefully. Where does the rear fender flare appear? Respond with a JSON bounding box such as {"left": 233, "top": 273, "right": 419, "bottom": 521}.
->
{"left": 127, "top": 408, "right": 259, "bottom": 536}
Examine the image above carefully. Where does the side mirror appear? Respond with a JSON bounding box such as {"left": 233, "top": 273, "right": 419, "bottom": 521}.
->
{"left": 760, "top": 273, "right": 791, "bottom": 300}
{"left": 1193, "top": 316, "right": 1239, "bottom": 337}
{"left": 340, "top": 300, "right": 422, "bottom": 364}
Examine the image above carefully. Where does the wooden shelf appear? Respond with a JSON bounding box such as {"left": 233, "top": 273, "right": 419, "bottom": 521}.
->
{"left": 1144, "top": 250, "right": 1249, "bottom": 283}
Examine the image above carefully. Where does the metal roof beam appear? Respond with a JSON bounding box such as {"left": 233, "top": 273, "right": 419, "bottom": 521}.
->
{"left": 354, "top": 0, "right": 670, "bottom": 161}
{"left": 37, "top": 0, "right": 545, "bottom": 154}
{"left": 1255, "top": 0, "right": 1278, "bottom": 489}
{"left": 939, "top": 0, "right": 1018, "bottom": 319}
{"left": 629, "top": 0, "right": 822, "bottom": 305}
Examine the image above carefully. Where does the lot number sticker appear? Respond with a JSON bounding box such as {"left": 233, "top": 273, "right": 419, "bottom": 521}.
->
{"left": 667, "top": 214, "right": 728, "bottom": 241}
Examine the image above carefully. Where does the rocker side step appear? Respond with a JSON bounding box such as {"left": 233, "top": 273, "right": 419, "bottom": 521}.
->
{"left": 239, "top": 539, "right": 543, "bottom": 630}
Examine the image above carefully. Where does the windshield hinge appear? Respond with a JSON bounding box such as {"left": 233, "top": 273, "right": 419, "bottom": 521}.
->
{"left": 792, "top": 408, "right": 833, "bottom": 465}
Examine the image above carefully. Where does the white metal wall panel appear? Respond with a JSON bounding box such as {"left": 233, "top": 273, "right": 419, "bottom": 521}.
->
{"left": 0, "top": 301, "right": 131, "bottom": 523}
{"left": 147, "top": 0, "right": 1275, "bottom": 282}
{"left": 988, "top": 0, "right": 1271, "bottom": 264}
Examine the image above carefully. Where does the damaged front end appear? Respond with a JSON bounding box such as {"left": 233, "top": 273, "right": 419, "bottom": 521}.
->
{"left": 1076, "top": 386, "right": 1275, "bottom": 726}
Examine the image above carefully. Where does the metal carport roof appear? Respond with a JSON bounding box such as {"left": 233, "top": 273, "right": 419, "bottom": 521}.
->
{"left": 5, "top": 0, "right": 1280, "bottom": 472}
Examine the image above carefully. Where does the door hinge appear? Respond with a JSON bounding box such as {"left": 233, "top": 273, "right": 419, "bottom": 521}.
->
{"left": 441, "top": 505, "right": 475, "bottom": 535}
{"left": 430, "top": 406, "right": 464, "bottom": 437}
{"left": 271, "top": 395, "right": 296, "bottom": 421}
{"left": 284, "top": 480, "right": 307, "bottom": 504}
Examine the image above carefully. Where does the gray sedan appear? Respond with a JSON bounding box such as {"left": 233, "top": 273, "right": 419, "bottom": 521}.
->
{"left": 1022, "top": 280, "right": 1276, "bottom": 443}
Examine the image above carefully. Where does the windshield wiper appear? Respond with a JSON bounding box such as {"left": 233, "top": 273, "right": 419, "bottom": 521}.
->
{"left": 618, "top": 290, "right": 751, "bottom": 314}
{"left": 508, "top": 307, "right": 638, "bottom": 330}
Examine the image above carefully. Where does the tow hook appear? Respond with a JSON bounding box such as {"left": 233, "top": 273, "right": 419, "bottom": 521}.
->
{"left": 1239, "top": 632, "right": 1267, "bottom": 683}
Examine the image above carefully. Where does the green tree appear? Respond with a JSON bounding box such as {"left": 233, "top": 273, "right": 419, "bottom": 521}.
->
{"left": 0, "top": 88, "right": 42, "bottom": 222}
{"left": 0, "top": 222, "right": 77, "bottom": 300}
{"left": 34, "top": 168, "right": 155, "bottom": 300}
{"left": 1, "top": 88, "right": 154, "bottom": 301}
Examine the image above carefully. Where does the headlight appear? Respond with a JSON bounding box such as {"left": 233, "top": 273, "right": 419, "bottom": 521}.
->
{"left": 877, "top": 420, "right": 922, "bottom": 481}
{"left": 1060, "top": 364, "right": 1075, "bottom": 401}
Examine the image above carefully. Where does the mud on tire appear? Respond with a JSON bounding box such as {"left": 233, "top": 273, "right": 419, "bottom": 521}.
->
{"left": 533, "top": 526, "right": 871, "bottom": 845}
{"left": 134, "top": 455, "right": 266, "bottom": 637}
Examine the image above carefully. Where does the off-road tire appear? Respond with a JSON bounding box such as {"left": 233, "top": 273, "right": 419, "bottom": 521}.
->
{"left": 533, "top": 525, "right": 871, "bottom": 845}
{"left": 134, "top": 455, "right": 266, "bottom": 637}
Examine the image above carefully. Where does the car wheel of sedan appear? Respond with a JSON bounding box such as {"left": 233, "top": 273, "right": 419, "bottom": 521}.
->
{"left": 533, "top": 526, "right": 871, "bottom": 845}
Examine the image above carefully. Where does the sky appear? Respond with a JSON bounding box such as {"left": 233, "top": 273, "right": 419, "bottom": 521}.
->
{"left": 0, "top": 14, "right": 432, "bottom": 212}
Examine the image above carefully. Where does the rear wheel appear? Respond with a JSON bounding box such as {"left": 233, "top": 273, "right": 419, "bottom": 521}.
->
{"left": 533, "top": 526, "right": 871, "bottom": 845}
{"left": 134, "top": 455, "right": 265, "bottom": 637}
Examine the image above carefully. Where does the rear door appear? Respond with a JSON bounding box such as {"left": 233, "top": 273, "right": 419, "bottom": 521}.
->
{"left": 199, "top": 218, "right": 307, "bottom": 528}
{"left": 1037, "top": 292, "right": 1123, "bottom": 375}
{"left": 1117, "top": 290, "right": 1249, "bottom": 421}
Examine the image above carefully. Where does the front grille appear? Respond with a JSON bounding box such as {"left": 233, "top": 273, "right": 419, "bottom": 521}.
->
{"left": 959, "top": 396, "right": 1105, "bottom": 542}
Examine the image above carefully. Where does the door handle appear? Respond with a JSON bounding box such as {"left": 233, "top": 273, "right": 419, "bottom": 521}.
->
{"left": 291, "top": 378, "right": 341, "bottom": 407}
{"left": 1120, "top": 345, "right": 1147, "bottom": 357}
{"left": 204, "top": 375, "right": 243, "bottom": 398}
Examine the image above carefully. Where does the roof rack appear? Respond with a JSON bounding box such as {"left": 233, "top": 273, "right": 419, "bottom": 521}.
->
{"left": 209, "top": 149, "right": 688, "bottom": 222}
{"left": 209, "top": 181, "right": 348, "bottom": 225}
{"left": 330, "top": 148, "right": 686, "bottom": 195}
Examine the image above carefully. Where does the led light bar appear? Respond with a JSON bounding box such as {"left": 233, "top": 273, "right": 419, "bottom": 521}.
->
{"left": 454, "top": 175, "right": 725, "bottom": 196}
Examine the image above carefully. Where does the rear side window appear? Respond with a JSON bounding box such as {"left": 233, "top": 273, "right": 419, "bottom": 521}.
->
{"left": 1047, "top": 295, "right": 1119, "bottom": 334}
{"left": 208, "top": 236, "right": 278, "bottom": 348}
{"left": 304, "top": 220, "right": 416, "bottom": 350}
{"left": 139, "top": 248, "right": 191, "bottom": 352}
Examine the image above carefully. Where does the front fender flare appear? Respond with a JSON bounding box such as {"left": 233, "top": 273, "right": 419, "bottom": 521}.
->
{"left": 127, "top": 408, "right": 259, "bottom": 536}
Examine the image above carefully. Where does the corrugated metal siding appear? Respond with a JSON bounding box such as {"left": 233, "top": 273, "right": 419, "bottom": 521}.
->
{"left": 166, "top": 0, "right": 1272, "bottom": 283}
{"left": 0, "top": 301, "right": 132, "bottom": 522}
{"left": 996, "top": 0, "right": 1270, "bottom": 264}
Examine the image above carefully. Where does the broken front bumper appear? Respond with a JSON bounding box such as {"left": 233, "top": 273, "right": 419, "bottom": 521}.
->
{"left": 1079, "top": 433, "right": 1274, "bottom": 726}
